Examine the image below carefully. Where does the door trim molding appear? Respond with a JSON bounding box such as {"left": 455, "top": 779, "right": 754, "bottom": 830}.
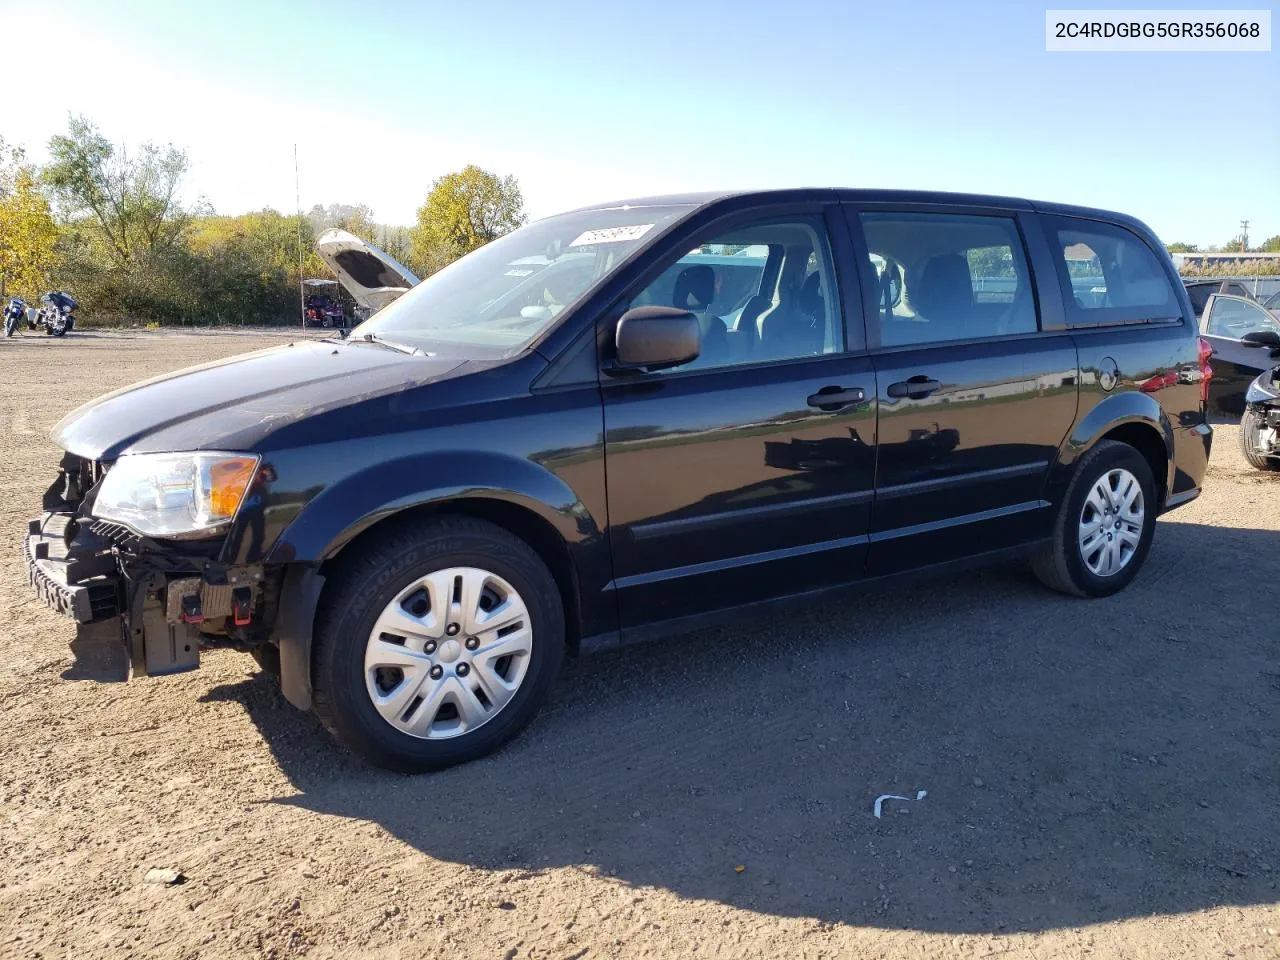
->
{"left": 869, "top": 499, "right": 1050, "bottom": 543}
{"left": 629, "top": 488, "right": 874, "bottom": 542}
{"left": 874, "top": 460, "right": 1048, "bottom": 501}
{"left": 608, "top": 533, "right": 869, "bottom": 591}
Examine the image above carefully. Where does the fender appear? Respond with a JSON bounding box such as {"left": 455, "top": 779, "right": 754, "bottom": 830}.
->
{"left": 267, "top": 451, "right": 603, "bottom": 711}
{"left": 1044, "top": 390, "right": 1175, "bottom": 507}
{"left": 267, "top": 450, "right": 600, "bottom": 564}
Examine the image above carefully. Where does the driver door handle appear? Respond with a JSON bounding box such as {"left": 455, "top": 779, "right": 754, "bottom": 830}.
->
{"left": 887, "top": 376, "right": 942, "bottom": 400}
{"left": 806, "top": 386, "right": 866, "bottom": 411}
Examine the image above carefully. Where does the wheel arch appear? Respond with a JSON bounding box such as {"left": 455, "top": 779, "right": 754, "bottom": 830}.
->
{"left": 1050, "top": 392, "right": 1175, "bottom": 510}
{"left": 269, "top": 452, "right": 600, "bottom": 711}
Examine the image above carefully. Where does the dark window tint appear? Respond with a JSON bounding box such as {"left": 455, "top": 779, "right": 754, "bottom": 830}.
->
{"left": 1204, "top": 296, "right": 1280, "bottom": 340}
{"left": 623, "top": 219, "right": 841, "bottom": 372}
{"left": 860, "top": 213, "right": 1037, "bottom": 347}
{"left": 1045, "top": 217, "right": 1178, "bottom": 325}
{"left": 1183, "top": 281, "right": 1216, "bottom": 316}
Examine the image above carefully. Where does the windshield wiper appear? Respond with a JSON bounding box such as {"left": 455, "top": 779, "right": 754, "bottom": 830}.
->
{"left": 339, "top": 332, "right": 421, "bottom": 355}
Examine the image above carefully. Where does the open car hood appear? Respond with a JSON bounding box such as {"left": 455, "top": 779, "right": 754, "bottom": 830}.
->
{"left": 315, "top": 229, "right": 420, "bottom": 311}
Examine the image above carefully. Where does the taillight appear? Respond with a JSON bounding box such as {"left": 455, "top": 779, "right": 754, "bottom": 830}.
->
{"left": 1198, "top": 337, "right": 1214, "bottom": 404}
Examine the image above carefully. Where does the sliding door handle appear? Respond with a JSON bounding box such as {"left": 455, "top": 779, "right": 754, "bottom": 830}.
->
{"left": 887, "top": 376, "right": 942, "bottom": 400}
{"left": 807, "top": 386, "right": 866, "bottom": 411}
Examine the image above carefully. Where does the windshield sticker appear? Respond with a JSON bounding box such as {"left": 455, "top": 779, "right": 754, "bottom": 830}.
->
{"left": 568, "top": 224, "right": 654, "bottom": 247}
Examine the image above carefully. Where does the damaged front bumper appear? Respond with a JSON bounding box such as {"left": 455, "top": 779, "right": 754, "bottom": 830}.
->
{"left": 25, "top": 509, "right": 269, "bottom": 678}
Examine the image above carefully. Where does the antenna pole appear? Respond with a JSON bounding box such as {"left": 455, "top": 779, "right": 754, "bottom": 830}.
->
{"left": 295, "top": 143, "right": 305, "bottom": 330}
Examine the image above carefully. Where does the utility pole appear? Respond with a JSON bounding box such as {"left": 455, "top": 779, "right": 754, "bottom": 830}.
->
{"left": 1240, "top": 219, "right": 1250, "bottom": 252}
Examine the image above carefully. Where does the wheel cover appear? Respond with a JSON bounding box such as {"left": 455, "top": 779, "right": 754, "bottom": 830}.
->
{"left": 1078, "top": 467, "right": 1144, "bottom": 578}
{"left": 363, "top": 567, "right": 533, "bottom": 740}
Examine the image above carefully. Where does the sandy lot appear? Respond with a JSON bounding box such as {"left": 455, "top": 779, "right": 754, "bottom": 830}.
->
{"left": 1, "top": 329, "right": 1277, "bottom": 960}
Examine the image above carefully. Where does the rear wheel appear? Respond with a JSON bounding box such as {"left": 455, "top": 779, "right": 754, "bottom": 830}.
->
{"left": 311, "top": 516, "right": 564, "bottom": 771}
{"left": 1031, "top": 440, "right": 1157, "bottom": 598}
{"left": 1240, "top": 407, "right": 1280, "bottom": 471}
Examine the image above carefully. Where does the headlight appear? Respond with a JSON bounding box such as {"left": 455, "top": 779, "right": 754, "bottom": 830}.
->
{"left": 93, "top": 452, "right": 260, "bottom": 538}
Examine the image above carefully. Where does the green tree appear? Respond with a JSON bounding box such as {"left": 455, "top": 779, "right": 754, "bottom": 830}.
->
{"left": 43, "top": 115, "right": 190, "bottom": 266}
{"left": 1166, "top": 242, "right": 1199, "bottom": 253}
{"left": 410, "top": 165, "right": 526, "bottom": 274}
{"left": 1259, "top": 235, "right": 1280, "bottom": 253}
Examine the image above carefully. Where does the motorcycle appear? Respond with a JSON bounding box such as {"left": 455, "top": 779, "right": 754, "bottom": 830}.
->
{"left": 1239, "top": 331, "right": 1280, "bottom": 472}
{"left": 3, "top": 296, "right": 25, "bottom": 337}
{"left": 32, "top": 291, "right": 77, "bottom": 337}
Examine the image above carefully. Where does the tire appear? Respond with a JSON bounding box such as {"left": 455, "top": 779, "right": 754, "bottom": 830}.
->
{"left": 1240, "top": 407, "right": 1280, "bottom": 471}
{"left": 311, "top": 516, "right": 565, "bottom": 772}
{"left": 1031, "top": 439, "right": 1158, "bottom": 598}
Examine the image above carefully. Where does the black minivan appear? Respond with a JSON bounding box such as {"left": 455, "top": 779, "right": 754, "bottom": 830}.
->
{"left": 26, "top": 189, "right": 1213, "bottom": 771}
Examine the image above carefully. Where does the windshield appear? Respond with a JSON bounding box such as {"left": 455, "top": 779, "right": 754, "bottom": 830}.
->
{"left": 351, "top": 204, "right": 693, "bottom": 353}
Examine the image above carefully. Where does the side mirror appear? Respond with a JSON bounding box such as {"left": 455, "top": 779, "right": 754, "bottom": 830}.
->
{"left": 1240, "top": 330, "right": 1280, "bottom": 348}
{"left": 614, "top": 306, "right": 700, "bottom": 371}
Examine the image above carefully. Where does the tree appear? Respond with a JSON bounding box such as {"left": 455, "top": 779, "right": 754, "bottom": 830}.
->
{"left": 43, "top": 115, "right": 190, "bottom": 266}
{"left": 0, "top": 164, "right": 59, "bottom": 299}
{"left": 410, "top": 165, "right": 526, "bottom": 274}
{"left": 307, "top": 202, "right": 377, "bottom": 241}
{"left": 1260, "top": 235, "right": 1280, "bottom": 253}
{"left": 1166, "top": 242, "right": 1199, "bottom": 253}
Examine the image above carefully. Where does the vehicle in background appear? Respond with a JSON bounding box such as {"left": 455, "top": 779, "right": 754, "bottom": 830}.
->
{"left": 1263, "top": 289, "right": 1280, "bottom": 320}
{"left": 301, "top": 279, "right": 348, "bottom": 328}
{"left": 1199, "top": 292, "right": 1280, "bottom": 414}
{"left": 32, "top": 291, "right": 78, "bottom": 337}
{"left": 26, "top": 188, "right": 1212, "bottom": 772}
{"left": 1240, "top": 356, "right": 1280, "bottom": 470}
{"left": 1183, "top": 278, "right": 1257, "bottom": 317}
{"left": 314, "top": 229, "right": 420, "bottom": 315}
{"left": 4, "top": 296, "right": 26, "bottom": 337}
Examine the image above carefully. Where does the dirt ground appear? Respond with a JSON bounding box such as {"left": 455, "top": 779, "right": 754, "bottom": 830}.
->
{"left": 1, "top": 329, "right": 1277, "bottom": 960}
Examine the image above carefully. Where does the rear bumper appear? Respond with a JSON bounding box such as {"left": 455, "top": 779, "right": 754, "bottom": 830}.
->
{"left": 1163, "top": 420, "right": 1212, "bottom": 514}
{"left": 24, "top": 514, "right": 122, "bottom": 623}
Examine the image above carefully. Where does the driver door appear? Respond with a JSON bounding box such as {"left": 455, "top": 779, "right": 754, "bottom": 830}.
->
{"left": 1201, "top": 294, "right": 1280, "bottom": 414}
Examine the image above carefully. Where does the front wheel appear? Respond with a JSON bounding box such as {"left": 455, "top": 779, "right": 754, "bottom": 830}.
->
{"left": 1031, "top": 440, "right": 1158, "bottom": 598}
{"left": 311, "top": 516, "right": 565, "bottom": 771}
{"left": 1240, "top": 407, "right": 1280, "bottom": 471}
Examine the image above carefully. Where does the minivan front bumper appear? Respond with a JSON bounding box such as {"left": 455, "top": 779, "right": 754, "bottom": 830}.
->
{"left": 25, "top": 507, "right": 268, "bottom": 677}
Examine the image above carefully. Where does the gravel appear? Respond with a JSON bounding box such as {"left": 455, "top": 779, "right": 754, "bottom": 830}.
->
{"left": 1, "top": 330, "right": 1277, "bottom": 959}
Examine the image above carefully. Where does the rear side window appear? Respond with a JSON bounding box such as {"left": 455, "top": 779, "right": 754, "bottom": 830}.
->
{"left": 1044, "top": 217, "right": 1179, "bottom": 326}
{"left": 860, "top": 212, "right": 1037, "bottom": 347}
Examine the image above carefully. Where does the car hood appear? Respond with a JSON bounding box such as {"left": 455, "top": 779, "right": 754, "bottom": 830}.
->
{"left": 52, "top": 339, "right": 468, "bottom": 459}
{"left": 1247, "top": 365, "right": 1280, "bottom": 404}
{"left": 314, "top": 229, "right": 420, "bottom": 311}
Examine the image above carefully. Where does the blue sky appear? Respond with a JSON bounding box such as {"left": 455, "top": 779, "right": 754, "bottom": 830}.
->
{"left": 3, "top": 0, "right": 1276, "bottom": 245}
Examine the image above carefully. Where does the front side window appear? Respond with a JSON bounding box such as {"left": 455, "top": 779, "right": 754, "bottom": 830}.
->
{"left": 621, "top": 218, "right": 842, "bottom": 373}
{"left": 860, "top": 212, "right": 1037, "bottom": 347}
{"left": 1205, "top": 296, "right": 1280, "bottom": 340}
{"left": 1045, "top": 217, "right": 1178, "bottom": 324}
{"left": 352, "top": 205, "right": 693, "bottom": 354}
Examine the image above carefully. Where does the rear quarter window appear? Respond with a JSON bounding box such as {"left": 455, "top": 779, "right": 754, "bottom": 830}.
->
{"left": 1043, "top": 216, "right": 1181, "bottom": 327}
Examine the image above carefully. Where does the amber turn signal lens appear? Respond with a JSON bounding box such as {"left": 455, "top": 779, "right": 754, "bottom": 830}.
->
{"left": 209, "top": 457, "right": 259, "bottom": 518}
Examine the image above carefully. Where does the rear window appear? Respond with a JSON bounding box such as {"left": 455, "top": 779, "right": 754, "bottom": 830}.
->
{"left": 1044, "top": 217, "right": 1179, "bottom": 326}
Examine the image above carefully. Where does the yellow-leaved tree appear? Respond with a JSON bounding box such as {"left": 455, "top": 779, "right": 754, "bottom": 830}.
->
{"left": 410, "top": 165, "right": 526, "bottom": 276}
{"left": 0, "top": 141, "right": 58, "bottom": 300}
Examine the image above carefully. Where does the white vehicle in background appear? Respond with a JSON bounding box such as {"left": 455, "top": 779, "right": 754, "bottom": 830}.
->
{"left": 314, "top": 229, "right": 421, "bottom": 322}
